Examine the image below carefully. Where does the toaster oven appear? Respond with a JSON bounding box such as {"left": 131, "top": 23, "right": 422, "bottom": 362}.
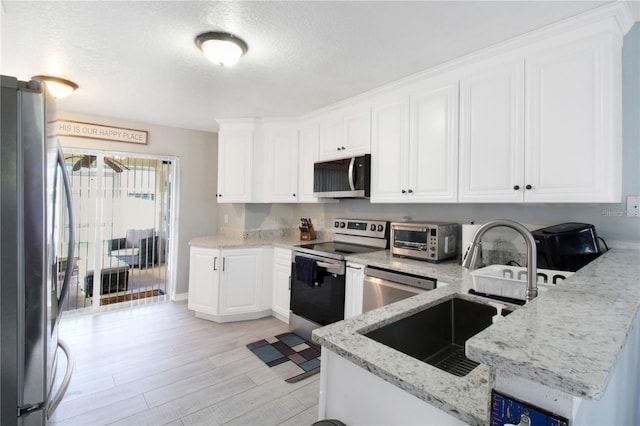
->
{"left": 391, "top": 222, "right": 461, "bottom": 262}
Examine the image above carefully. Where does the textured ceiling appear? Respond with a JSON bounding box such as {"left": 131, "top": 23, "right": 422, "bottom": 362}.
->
{"left": 0, "top": 1, "right": 619, "bottom": 132}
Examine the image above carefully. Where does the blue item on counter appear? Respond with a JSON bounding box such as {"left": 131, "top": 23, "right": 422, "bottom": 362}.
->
{"left": 491, "top": 390, "right": 569, "bottom": 426}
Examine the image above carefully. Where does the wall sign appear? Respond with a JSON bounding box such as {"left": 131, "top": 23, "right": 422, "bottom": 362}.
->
{"left": 55, "top": 120, "right": 148, "bottom": 145}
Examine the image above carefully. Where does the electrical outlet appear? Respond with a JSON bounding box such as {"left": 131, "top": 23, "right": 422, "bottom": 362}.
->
{"left": 627, "top": 196, "right": 640, "bottom": 217}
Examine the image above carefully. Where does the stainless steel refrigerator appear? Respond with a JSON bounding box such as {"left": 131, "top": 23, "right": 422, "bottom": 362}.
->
{"left": 1, "top": 76, "right": 76, "bottom": 425}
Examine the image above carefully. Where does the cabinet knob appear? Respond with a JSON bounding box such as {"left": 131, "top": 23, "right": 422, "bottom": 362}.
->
{"left": 513, "top": 185, "right": 520, "bottom": 190}
{"left": 292, "top": 193, "right": 296, "bottom": 197}
{"left": 401, "top": 189, "right": 406, "bottom": 194}
{"left": 336, "top": 147, "right": 341, "bottom": 151}
{"left": 525, "top": 184, "right": 532, "bottom": 190}
{"left": 408, "top": 189, "right": 413, "bottom": 194}
{"left": 341, "top": 146, "right": 346, "bottom": 150}
{"left": 218, "top": 194, "right": 222, "bottom": 197}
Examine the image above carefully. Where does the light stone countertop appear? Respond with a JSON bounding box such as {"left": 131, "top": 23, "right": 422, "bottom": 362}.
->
{"left": 313, "top": 248, "right": 640, "bottom": 425}
{"left": 188, "top": 234, "right": 326, "bottom": 250}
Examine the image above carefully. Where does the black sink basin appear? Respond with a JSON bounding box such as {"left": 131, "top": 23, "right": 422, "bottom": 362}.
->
{"left": 363, "top": 297, "right": 512, "bottom": 377}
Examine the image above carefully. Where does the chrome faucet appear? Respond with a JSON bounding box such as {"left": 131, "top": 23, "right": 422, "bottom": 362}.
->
{"left": 462, "top": 219, "right": 538, "bottom": 301}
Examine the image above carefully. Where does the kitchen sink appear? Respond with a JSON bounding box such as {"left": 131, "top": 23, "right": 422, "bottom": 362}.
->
{"left": 363, "top": 296, "right": 512, "bottom": 377}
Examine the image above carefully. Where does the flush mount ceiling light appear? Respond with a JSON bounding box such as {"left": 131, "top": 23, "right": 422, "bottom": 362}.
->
{"left": 31, "top": 75, "right": 78, "bottom": 98}
{"left": 195, "top": 31, "right": 248, "bottom": 67}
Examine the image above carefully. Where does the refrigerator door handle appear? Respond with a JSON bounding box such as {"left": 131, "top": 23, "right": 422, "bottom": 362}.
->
{"left": 46, "top": 338, "right": 75, "bottom": 417}
{"left": 56, "top": 145, "right": 76, "bottom": 323}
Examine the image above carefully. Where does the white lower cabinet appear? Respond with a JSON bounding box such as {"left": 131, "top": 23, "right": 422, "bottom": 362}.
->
{"left": 319, "top": 348, "right": 465, "bottom": 425}
{"left": 187, "top": 247, "right": 221, "bottom": 316}
{"left": 345, "top": 262, "right": 365, "bottom": 319}
{"left": 188, "top": 246, "right": 272, "bottom": 322}
{"left": 272, "top": 247, "right": 292, "bottom": 321}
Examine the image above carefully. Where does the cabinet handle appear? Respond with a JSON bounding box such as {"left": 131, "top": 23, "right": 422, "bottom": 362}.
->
{"left": 525, "top": 184, "right": 532, "bottom": 190}
{"left": 222, "top": 257, "right": 226, "bottom": 271}
{"left": 213, "top": 257, "right": 218, "bottom": 271}
{"left": 401, "top": 189, "right": 406, "bottom": 194}
{"left": 513, "top": 185, "right": 520, "bottom": 190}
{"left": 346, "top": 265, "right": 363, "bottom": 270}
{"left": 408, "top": 189, "right": 413, "bottom": 194}
{"left": 288, "top": 275, "right": 292, "bottom": 291}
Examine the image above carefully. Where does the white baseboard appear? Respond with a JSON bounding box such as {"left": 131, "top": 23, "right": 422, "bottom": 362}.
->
{"left": 172, "top": 292, "right": 188, "bottom": 301}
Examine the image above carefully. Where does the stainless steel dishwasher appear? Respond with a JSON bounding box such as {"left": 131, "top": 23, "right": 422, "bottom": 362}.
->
{"left": 362, "top": 266, "right": 437, "bottom": 312}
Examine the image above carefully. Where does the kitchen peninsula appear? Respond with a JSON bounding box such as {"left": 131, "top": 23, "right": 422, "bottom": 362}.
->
{"left": 312, "top": 248, "right": 640, "bottom": 425}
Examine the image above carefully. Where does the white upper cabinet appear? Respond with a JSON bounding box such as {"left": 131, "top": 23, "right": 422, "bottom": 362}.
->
{"left": 371, "top": 77, "right": 459, "bottom": 203}
{"left": 298, "top": 121, "right": 322, "bottom": 203}
{"left": 370, "top": 92, "right": 409, "bottom": 202}
{"left": 319, "top": 101, "right": 371, "bottom": 161}
{"left": 217, "top": 120, "right": 255, "bottom": 203}
{"left": 215, "top": 5, "right": 627, "bottom": 205}
{"left": 408, "top": 79, "right": 459, "bottom": 202}
{"left": 459, "top": 59, "right": 525, "bottom": 202}
{"left": 263, "top": 121, "right": 299, "bottom": 203}
{"left": 524, "top": 34, "right": 621, "bottom": 202}
{"left": 459, "top": 31, "right": 622, "bottom": 203}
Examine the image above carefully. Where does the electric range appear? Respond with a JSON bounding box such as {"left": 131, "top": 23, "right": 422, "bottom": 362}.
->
{"left": 289, "top": 218, "right": 389, "bottom": 340}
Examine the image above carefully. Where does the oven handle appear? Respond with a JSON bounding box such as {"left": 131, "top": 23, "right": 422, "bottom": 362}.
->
{"left": 294, "top": 252, "right": 345, "bottom": 275}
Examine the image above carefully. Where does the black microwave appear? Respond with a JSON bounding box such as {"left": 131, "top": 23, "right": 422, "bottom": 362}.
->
{"left": 313, "top": 154, "right": 371, "bottom": 198}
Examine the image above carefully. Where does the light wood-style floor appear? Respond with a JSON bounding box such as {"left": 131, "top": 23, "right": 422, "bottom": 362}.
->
{"left": 50, "top": 301, "right": 320, "bottom": 426}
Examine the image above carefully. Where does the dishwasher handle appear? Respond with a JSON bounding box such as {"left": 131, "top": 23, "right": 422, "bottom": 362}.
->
{"left": 364, "top": 266, "right": 437, "bottom": 291}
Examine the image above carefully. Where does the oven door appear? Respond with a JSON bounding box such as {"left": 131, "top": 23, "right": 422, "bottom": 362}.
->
{"left": 290, "top": 252, "right": 346, "bottom": 333}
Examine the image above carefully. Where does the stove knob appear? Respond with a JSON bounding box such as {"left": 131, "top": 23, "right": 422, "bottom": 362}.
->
{"left": 334, "top": 221, "right": 339, "bottom": 228}
{"left": 339, "top": 222, "right": 346, "bottom": 228}
{"left": 370, "top": 224, "right": 376, "bottom": 231}
{"left": 377, "top": 224, "right": 384, "bottom": 232}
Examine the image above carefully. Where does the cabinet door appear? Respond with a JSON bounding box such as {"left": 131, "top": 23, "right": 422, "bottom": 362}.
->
{"left": 272, "top": 248, "right": 292, "bottom": 320}
{"left": 298, "top": 121, "right": 321, "bottom": 203}
{"left": 370, "top": 94, "right": 409, "bottom": 203}
{"left": 220, "top": 248, "right": 263, "bottom": 315}
{"left": 408, "top": 80, "right": 459, "bottom": 202}
{"left": 459, "top": 59, "right": 525, "bottom": 202}
{"left": 319, "top": 112, "right": 344, "bottom": 160}
{"left": 319, "top": 104, "right": 371, "bottom": 161}
{"left": 525, "top": 36, "right": 620, "bottom": 202}
{"left": 345, "top": 263, "right": 365, "bottom": 319}
{"left": 263, "top": 123, "right": 299, "bottom": 202}
{"left": 342, "top": 104, "right": 371, "bottom": 157}
{"left": 187, "top": 247, "right": 220, "bottom": 315}
{"left": 217, "top": 125, "right": 253, "bottom": 203}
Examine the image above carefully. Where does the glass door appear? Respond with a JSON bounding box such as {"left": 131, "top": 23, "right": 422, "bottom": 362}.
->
{"left": 59, "top": 151, "right": 176, "bottom": 311}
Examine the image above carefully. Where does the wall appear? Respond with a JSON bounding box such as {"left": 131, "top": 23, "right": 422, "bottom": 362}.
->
{"left": 287, "top": 23, "right": 640, "bottom": 248}
{"left": 58, "top": 111, "right": 218, "bottom": 295}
